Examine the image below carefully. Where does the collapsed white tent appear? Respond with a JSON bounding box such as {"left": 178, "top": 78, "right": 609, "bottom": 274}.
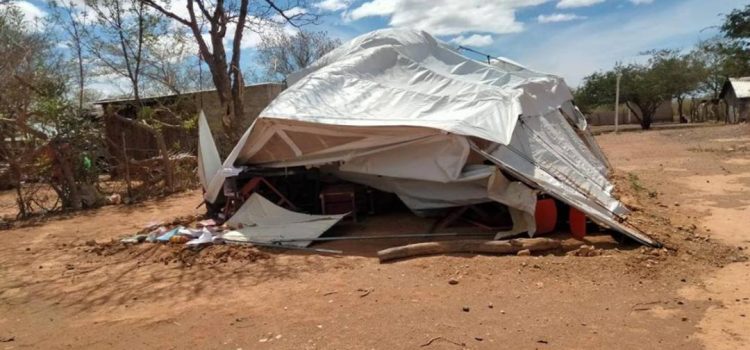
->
{"left": 201, "top": 28, "right": 658, "bottom": 247}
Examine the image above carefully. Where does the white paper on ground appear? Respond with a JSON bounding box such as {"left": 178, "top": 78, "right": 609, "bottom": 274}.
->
{"left": 186, "top": 229, "right": 214, "bottom": 245}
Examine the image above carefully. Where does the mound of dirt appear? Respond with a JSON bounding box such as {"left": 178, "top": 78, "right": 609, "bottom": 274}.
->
{"left": 82, "top": 240, "right": 271, "bottom": 267}
{"left": 609, "top": 169, "right": 746, "bottom": 280}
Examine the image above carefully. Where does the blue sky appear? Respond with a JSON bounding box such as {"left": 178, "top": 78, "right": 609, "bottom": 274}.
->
{"left": 309, "top": 0, "right": 745, "bottom": 86}
{"left": 6, "top": 0, "right": 747, "bottom": 95}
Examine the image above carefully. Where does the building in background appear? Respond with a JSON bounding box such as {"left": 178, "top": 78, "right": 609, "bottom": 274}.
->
{"left": 95, "top": 83, "right": 284, "bottom": 160}
{"left": 720, "top": 77, "right": 750, "bottom": 123}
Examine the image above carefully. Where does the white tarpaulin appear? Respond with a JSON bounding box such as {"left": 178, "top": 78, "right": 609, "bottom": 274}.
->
{"left": 197, "top": 112, "right": 222, "bottom": 202}
{"left": 200, "top": 28, "right": 659, "bottom": 247}
{"left": 223, "top": 194, "right": 347, "bottom": 247}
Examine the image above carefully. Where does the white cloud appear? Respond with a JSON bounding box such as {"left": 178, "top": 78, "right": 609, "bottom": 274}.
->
{"left": 517, "top": 0, "right": 746, "bottom": 86}
{"left": 88, "top": 73, "right": 132, "bottom": 98}
{"left": 346, "top": 0, "right": 548, "bottom": 36}
{"left": 538, "top": 13, "right": 586, "bottom": 23}
{"left": 556, "top": 0, "right": 605, "bottom": 9}
{"left": 271, "top": 6, "right": 307, "bottom": 21}
{"left": 629, "top": 0, "right": 654, "bottom": 4}
{"left": 0, "top": 1, "right": 46, "bottom": 23}
{"left": 450, "top": 34, "right": 494, "bottom": 47}
{"left": 316, "top": 0, "right": 351, "bottom": 12}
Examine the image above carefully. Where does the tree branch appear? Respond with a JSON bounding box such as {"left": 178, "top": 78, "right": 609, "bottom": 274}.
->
{"left": 140, "top": 0, "right": 192, "bottom": 26}
{"left": 264, "top": 0, "right": 302, "bottom": 27}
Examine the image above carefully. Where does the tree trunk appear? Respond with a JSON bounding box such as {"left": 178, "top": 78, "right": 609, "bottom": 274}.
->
{"left": 641, "top": 112, "right": 653, "bottom": 130}
{"left": 8, "top": 159, "right": 26, "bottom": 218}
{"left": 152, "top": 130, "right": 174, "bottom": 191}
{"left": 53, "top": 144, "right": 82, "bottom": 210}
{"left": 625, "top": 102, "right": 652, "bottom": 130}
{"left": 677, "top": 96, "right": 686, "bottom": 123}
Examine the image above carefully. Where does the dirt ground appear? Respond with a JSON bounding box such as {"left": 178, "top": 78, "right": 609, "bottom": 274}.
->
{"left": 1, "top": 124, "right": 749, "bottom": 349}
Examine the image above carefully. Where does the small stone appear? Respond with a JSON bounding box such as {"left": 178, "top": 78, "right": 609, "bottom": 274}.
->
{"left": 259, "top": 338, "right": 268, "bottom": 343}
{"left": 488, "top": 303, "right": 494, "bottom": 309}
{"left": 517, "top": 249, "right": 531, "bottom": 256}
{"left": 0, "top": 336, "right": 15, "bottom": 343}
{"left": 448, "top": 278, "right": 459, "bottom": 285}
{"left": 475, "top": 336, "right": 484, "bottom": 341}
{"left": 681, "top": 317, "right": 688, "bottom": 322}
{"left": 462, "top": 306, "right": 470, "bottom": 312}
{"left": 85, "top": 240, "right": 97, "bottom": 246}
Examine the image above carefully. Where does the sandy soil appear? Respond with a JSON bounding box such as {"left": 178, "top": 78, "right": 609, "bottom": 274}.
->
{"left": 1, "top": 124, "right": 749, "bottom": 349}
{"left": 598, "top": 125, "right": 750, "bottom": 350}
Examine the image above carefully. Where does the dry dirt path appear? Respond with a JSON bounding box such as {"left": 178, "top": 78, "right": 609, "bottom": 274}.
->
{"left": 0, "top": 125, "right": 747, "bottom": 349}
{"left": 598, "top": 124, "right": 750, "bottom": 350}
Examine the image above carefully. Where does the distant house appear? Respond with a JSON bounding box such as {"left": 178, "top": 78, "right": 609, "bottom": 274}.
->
{"left": 95, "top": 83, "right": 284, "bottom": 160}
{"left": 720, "top": 77, "right": 750, "bottom": 123}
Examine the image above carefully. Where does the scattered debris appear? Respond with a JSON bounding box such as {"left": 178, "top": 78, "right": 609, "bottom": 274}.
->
{"left": 420, "top": 336, "right": 465, "bottom": 348}
{"left": 357, "top": 288, "right": 373, "bottom": 298}
{"left": 566, "top": 245, "right": 604, "bottom": 257}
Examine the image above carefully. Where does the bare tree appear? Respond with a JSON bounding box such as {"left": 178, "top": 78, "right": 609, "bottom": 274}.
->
{"left": 0, "top": 5, "right": 89, "bottom": 214}
{"left": 48, "top": 0, "right": 90, "bottom": 116}
{"left": 141, "top": 27, "right": 203, "bottom": 95}
{"left": 257, "top": 28, "right": 340, "bottom": 81}
{"left": 85, "top": 0, "right": 181, "bottom": 190}
{"left": 86, "top": 0, "right": 149, "bottom": 103}
{"left": 141, "top": 0, "right": 316, "bottom": 139}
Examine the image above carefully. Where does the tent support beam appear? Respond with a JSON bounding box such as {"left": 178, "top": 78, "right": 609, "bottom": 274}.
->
{"left": 270, "top": 232, "right": 497, "bottom": 243}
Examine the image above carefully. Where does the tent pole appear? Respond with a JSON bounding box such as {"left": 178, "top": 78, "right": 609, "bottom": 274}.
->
{"left": 270, "top": 232, "right": 497, "bottom": 243}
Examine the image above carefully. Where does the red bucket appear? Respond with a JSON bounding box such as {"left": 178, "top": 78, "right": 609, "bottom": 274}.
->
{"left": 569, "top": 207, "right": 587, "bottom": 240}
{"left": 534, "top": 198, "right": 557, "bottom": 235}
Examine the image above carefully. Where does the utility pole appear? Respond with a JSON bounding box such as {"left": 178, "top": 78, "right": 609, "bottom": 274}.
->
{"left": 614, "top": 73, "right": 622, "bottom": 134}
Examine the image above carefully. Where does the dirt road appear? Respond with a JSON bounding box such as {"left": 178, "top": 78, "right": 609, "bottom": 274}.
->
{"left": 598, "top": 125, "right": 750, "bottom": 350}
{"left": 0, "top": 125, "right": 748, "bottom": 349}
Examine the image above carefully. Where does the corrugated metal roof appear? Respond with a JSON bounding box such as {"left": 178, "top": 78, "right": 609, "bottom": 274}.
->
{"left": 729, "top": 77, "right": 750, "bottom": 99}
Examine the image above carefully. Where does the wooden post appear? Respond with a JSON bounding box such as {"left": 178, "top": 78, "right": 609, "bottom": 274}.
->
{"left": 121, "top": 132, "right": 133, "bottom": 201}
{"left": 377, "top": 238, "right": 562, "bottom": 262}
